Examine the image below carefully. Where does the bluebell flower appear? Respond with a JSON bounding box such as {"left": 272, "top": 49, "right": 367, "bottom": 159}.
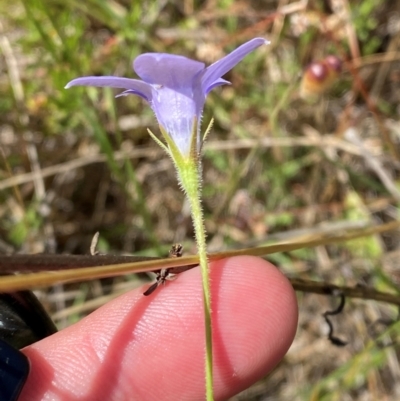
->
{"left": 66, "top": 38, "right": 268, "bottom": 157}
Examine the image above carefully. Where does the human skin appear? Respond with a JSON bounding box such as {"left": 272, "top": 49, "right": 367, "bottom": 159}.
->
{"left": 19, "top": 256, "right": 298, "bottom": 401}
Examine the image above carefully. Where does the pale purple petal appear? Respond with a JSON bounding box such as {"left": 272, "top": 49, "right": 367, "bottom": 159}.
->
{"left": 201, "top": 38, "right": 268, "bottom": 92}
{"left": 134, "top": 53, "right": 204, "bottom": 91}
{"left": 151, "top": 86, "right": 199, "bottom": 155}
{"left": 65, "top": 76, "right": 152, "bottom": 101}
{"left": 204, "top": 78, "right": 230, "bottom": 94}
{"left": 115, "top": 89, "right": 152, "bottom": 101}
{"left": 65, "top": 38, "right": 266, "bottom": 157}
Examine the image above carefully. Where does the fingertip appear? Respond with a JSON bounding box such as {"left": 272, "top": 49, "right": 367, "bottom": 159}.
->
{"left": 19, "top": 256, "right": 297, "bottom": 401}
{"left": 208, "top": 256, "right": 298, "bottom": 397}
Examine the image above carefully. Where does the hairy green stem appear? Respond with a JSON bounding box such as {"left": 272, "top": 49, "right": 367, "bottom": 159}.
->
{"left": 156, "top": 122, "right": 214, "bottom": 400}
{"left": 176, "top": 159, "right": 213, "bottom": 401}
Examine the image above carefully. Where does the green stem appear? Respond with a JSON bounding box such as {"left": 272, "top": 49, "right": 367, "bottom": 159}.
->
{"left": 177, "top": 159, "right": 214, "bottom": 401}
{"left": 157, "top": 122, "right": 214, "bottom": 400}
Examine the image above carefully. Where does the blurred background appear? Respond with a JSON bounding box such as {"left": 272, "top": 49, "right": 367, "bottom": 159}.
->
{"left": 1, "top": 0, "right": 400, "bottom": 399}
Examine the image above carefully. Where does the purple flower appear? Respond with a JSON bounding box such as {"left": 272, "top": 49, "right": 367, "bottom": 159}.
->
{"left": 66, "top": 38, "right": 268, "bottom": 157}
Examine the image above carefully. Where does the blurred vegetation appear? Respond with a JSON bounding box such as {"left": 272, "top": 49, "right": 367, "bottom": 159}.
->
{"left": 1, "top": 0, "right": 400, "bottom": 399}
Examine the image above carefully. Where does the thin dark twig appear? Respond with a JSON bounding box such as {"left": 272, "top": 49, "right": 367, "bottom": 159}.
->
{"left": 0, "top": 254, "right": 197, "bottom": 273}
{"left": 322, "top": 291, "right": 347, "bottom": 346}
{"left": 290, "top": 278, "right": 400, "bottom": 307}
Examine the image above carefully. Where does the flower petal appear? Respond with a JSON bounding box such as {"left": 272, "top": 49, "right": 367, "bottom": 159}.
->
{"left": 151, "top": 86, "right": 199, "bottom": 156}
{"left": 201, "top": 38, "right": 268, "bottom": 92}
{"left": 204, "top": 78, "right": 230, "bottom": 94}
{"left": 65, "top": 77, "right": 152, "bottom": 101}
{"left": 134, "top": 53, "right": 205, "bottom": 91}
{"left": 114, "top": 89, "right": 152, "bottom": 101}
